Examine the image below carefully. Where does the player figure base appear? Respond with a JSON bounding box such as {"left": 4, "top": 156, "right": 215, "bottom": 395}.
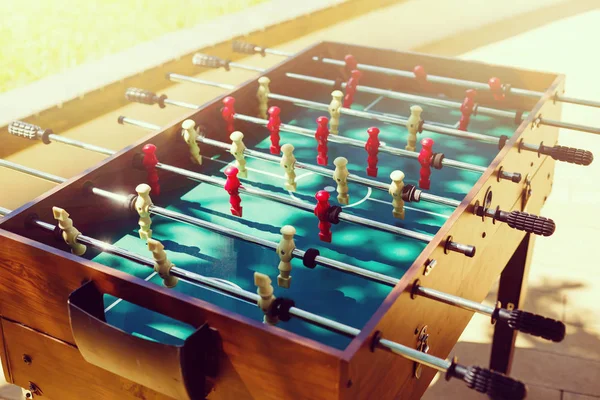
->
{"left": 419, "top": 180, "right": 431, "bottom": 190}
{"left": 285, "top": 183, "right": 297, "bottom": 192}
{"left": 393, "top": 210, "right": 405, "bottom": 220}
{"left": 270, "top": 145, "right": 281, "bottom": 155}
{"left": 317, "top": 155, "right": 328, "bottom": 166}
{"left": 405, "top": 145, "right": 416, "bottom": 152}
{"left": 237, "top": 169, "right": 248, "bottom": 179}
{"left": 277, "top": 275, "right": 291, "bottom": 289}
{"left": 231, "top": 207, "right": 243, "bottom": 217}
{"left": 319, "top": 231, "right": 332, "bottom": 243}
{"left": 367, "top": 167, "right": 378, "bottom": 177}
{"left": 190, "top": 155, "right": 203, "bottom": 165}
{"left": 337, "top": 194, "right": 349, "bottom": 205}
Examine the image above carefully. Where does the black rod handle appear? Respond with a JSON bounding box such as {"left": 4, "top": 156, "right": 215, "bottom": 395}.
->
{"left": 447, "top": 360, "right": 527, "bottom": 400}
{"left": 540, "top": 144, "right": 593, "bottom": 166}
{"left": 8, "top": 121, "right": 51, "bottom": 143}
{"left": 232, "top": 40, "right": 264, "bottom": 56}
{"left": 125, "top": 88, "right": 166, "bottom": 108}
{"left": 497, "top": 309, "right": 566, "bottom": 342}
{"left": 193, "top": 53, "right": 230, "bottom": 70}
{"left": 503, "top": 210, "right": 555, "bottom": 236}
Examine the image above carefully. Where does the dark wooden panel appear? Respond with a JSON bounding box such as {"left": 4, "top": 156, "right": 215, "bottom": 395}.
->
{"left": 3, "top": 319, "right": 170, "bottom": 400}
{"left": 0, "top": 231, "right": 343, "bottom": 399}
{"left": 0, "top": 319, "right": 11, "bottom": 384}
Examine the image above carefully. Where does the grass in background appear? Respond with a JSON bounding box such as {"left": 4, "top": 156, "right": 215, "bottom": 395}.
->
{"left": 0, "top": 0, "right": 267, "bottom": 93}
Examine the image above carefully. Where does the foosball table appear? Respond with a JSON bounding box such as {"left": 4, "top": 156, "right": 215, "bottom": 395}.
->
{"left": 0, "top": 40, "right": 597, "bottom": 400}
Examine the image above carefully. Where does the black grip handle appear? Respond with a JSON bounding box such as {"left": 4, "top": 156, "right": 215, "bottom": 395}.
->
{"left": 193, "top": 53, "right": 230, "bottom": 70}
{"left": 8, "top": 121, "right": 52, "bottom": 144}
{"left": 232, "top": 40, "right": 264, "bottom": 56}
{"left": 505, "top": 210, "right": 556, "bottom": 236}
{"left": 447, "top": 361, "right": 527, "bottom": 400}
{"left": 498, "top": 309, "right": 566, "bottom": 342}
{"left": 541, "top": 144, "right": 594, "bottom": 165}
{"left": 125, "top": 87, "right": 166, "bottom": 108}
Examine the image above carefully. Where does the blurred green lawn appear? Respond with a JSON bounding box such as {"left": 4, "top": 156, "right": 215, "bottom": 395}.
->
{"left": 0, "top": 0, "right": 267, "bottom": 93}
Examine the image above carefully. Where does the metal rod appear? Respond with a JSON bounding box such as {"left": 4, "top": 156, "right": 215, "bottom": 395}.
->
{"left": 168, "top": 73, "right": 235, "bottom": 90}
{"left": 540, "top": 117, "right": 600, "bottom": 135}
{"left": 0, "top": 159, "right": 66, "bottom": 184}
{"left": 233, "top": 114, "right": 487, "bottom": 174}
{"left": 285, "top": 73, "right": 517, "bottom": 120}
{"left": 119, "top": 116, "right": 161, "bottom": 131}
{"left": 414, "top": 285, "right": 494, "bottom": 316}
{"left": 199, "top": 136, "right": 389, "bottom": 192}
{"left": 164, "top": 98, "right": 201, "bottom": 110}
{"left": 555, "top": 94, "right": 600, "bottom": 109}
{"left": 156, "top": 161, "right": 434, "bottom": 244}
{"left": 229, "top": 61, "right": 265, "bottom": 73}
{"left": 149, "top": 204, "right": 399, "bottom": 286}
{"left": 30, "top": 211, "right": 458, "bottom": 373}
{"left": 167, "top": 72, "right": 500, "bottom": 145}
{"left": 378, "top": 337, "right": 451, "bottom": 372}
{"left": 48, "top": 134, "right": 114, "bottom": 156}
{"left": 120, "top": 115, "right": 461, "bottom": 208}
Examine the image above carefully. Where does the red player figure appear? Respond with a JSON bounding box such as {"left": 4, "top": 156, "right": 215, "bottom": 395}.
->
{"left": 488, "top": 77, "right": 505, "bottom": 101}
{"left": 418, "top": 138, "right": 435, "bottom": 190}
{"left": 459, "top": 89, "right": 477, "bottom": 131}
{"left": 221, "top": 96, "right": 236, "bottom": 134}
{"left": 315, "top": 116, "right": 330, "bottom": 166}
{"left": 142, "top": 143, "right": 160, "bottom": 196}
{"left": 343, "top": 69, "right": 363, "bottom": 108}
{"left": 413, "top": 65, "right": 433, "bottom": 92}
{"left": 224, "top": 166, "right": 243, "bottom": 217}
{"left": 344, "top": 54, "right": 358, "bottom": 74}
{"left": 365, "top": 127, "right": 380, "bottom": 177}
{"left": 314, "top": 190, "right": 332, "bottom": 243}
{"left": 267, "top": 106, "right": 281, "bottom": 154}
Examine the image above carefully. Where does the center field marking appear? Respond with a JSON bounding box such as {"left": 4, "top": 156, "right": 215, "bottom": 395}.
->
{"left": 289, "top": 172, "right": 372, "bottom": 208}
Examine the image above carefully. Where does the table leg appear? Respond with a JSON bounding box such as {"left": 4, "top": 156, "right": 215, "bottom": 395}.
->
{"left": 489, "top": 233, "right": 536, "bottom": 374}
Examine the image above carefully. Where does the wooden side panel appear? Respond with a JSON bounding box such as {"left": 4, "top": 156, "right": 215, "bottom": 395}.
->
{"left": 3, "top": 319, "right": 168, "bottom": 400}
{"left": 0, "top": 232, "right": 342, "bottom": 400}
{"left": 341, "top": 75, "right": 563, "bottom": 399}
{"left": 0, "top": 319, "right": 11, "bottom": 384}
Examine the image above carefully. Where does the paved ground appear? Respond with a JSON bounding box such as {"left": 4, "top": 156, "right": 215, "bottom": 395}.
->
{"left": 1, "top": 1, "right": 599, "bottom": 399}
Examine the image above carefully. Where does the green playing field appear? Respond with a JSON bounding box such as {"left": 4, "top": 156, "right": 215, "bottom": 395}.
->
{"left": 92, "top": 89, "right": 516, "bottom": 350}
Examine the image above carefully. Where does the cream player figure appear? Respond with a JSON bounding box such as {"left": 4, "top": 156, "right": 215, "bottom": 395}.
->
{"left": 135, "top": 183, "right": 154, "bottom": 241}
{"left": 280, "top": 143, "right": 297, "bottom": 191}
{"left": 181, "top": 119, "right": 202, "bottom": 165}
{"left": 406, "top": 105, "right": 423, "bottom": 152}
{"left": 389, "top": 170, "right": 406, "bottom": 219}
{"left": 148, "top": 238, "right": 178, "bottom": 288}
{"left": 52, "top": 206, "right": 87, "bottom": 256}
{"left": 276, "top": 225, "right": 296, "bottom": 289}
{"left": 333, "top": 157, "right": 350, "bottom": 205}
{"left": 254, "top": 272, "right": 277, "bottom": 325}
{"left": 328, "top": 90, "right": 343, "bottom": 135}
{"left": 229, "top": 131, "right": 248, "bottom": 178}
{"left": 257, "top": 76, "right": 271, "bottom": 119}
